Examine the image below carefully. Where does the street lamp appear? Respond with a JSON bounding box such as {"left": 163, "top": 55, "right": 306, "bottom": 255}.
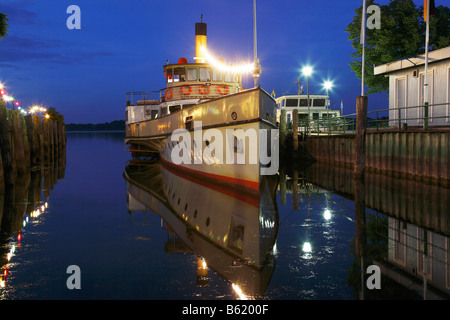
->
{"left": 302, "top": 66, "right": 313, "bottom": 134}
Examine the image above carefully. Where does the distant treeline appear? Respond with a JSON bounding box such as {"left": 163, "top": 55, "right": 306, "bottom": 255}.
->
{"left": 66, "top": 120, "right": 125, "bottom": 131}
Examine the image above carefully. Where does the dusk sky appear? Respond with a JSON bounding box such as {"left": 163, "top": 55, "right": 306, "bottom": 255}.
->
{"left": 0, "top": 0, "right": 424, "bottom": 124}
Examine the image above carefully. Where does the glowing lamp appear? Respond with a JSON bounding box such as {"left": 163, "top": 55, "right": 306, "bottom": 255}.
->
{"left": 323, "top": 81, "right": 333, "bottom": 91}
{"left": 302, "top": 66, "right": 313, "bottom": 77}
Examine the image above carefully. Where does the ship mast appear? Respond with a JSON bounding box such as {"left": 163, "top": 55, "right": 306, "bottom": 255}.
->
{"left": 253, "top": 0, "right": 261, "bottom": 87}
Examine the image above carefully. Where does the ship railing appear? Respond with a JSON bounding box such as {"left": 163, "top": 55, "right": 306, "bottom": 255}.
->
{"left": 290, "top": 102, "right": 450, "bottom": 136}
{"left": 126, "top": 91, "right": 160, "bottom": 106}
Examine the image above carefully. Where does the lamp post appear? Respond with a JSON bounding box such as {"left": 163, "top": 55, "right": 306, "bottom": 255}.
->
{"left": 323, "top": 80, "right": 333, "bottom": 124}
{"left": 302, "top": 66, "right": 313, "bottom": 134}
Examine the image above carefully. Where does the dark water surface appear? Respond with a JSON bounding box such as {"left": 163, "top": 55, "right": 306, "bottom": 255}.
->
{"left": 0, "top": 131, "right": 448, "bottom": 300}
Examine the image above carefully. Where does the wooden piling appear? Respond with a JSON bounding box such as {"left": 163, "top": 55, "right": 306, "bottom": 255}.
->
{"left": 0, "top": 103, "right": 13, "bottom": 187}
{"left": 10, "top": 110, "right": 28, "bottom": 175}
{"left": 292, "top": 109, "right": 298, "bottom": 152}
{"left": 354, "top": 96, "right": 367, "bottom": 177}
{"left": 280, "top": 109, "right": 286, "bottom": 150}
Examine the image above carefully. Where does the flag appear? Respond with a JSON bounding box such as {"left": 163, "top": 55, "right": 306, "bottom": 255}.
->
{"left": 424, "top": 0, "right": 436, "bottom": 21}
{"left": 360, "top": 0, "right": 367, "bottom": 45}
{"left": 271, "top": 88, "right": 276, "bottom": 98}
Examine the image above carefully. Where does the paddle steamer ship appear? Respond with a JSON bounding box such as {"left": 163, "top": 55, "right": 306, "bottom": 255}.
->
{"left": 125, "top": 19, "right": 278, "bottom": 191}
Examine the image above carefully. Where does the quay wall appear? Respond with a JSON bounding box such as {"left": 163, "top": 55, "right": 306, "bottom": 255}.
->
{"left": 0, "top": 102, "right": 66, "bottom": 191}
{"left": 304, "top": 130, "right": 450, "bottom": 186}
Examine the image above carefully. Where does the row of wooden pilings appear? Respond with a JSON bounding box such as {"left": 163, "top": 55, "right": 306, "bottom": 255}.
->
{"left": 0, "top": 102, "right": 66, "bottom": 192}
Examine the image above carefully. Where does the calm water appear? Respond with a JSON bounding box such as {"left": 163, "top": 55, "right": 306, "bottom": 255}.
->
{"left": 0, "top": 131, "right": 448, "bottom": 300}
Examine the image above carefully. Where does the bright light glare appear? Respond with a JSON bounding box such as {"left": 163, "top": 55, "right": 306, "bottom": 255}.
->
{"left": 302, "top": 242, "right": 312, "bottom": 253}
{"left": 3, "top": 95, "right": 13, "bottom": 102}
{"left": 302, "top": 66, "right": 313, "bottom": 77}
{"left": 200, "top": 46, "right": 254, "bottom": 73}
{"left": 232, "top": 283, "right": 249, "bottom": 300}
{"left": 324, "top": 209, "right": 331, "bottom": 220}
{"left": 323, "top": 80, "right": 333, "bottom": 90}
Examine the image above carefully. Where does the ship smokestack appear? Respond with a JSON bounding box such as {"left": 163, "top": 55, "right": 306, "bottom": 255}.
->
{"left": 195, "top": 16, "right": 207, "bottom": 63}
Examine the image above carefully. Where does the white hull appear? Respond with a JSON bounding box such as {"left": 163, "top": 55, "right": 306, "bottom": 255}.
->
{"left": 126, "top": 87, "right": 279, "bottom": 185}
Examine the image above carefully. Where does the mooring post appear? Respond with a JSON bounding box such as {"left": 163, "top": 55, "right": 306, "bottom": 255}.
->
{"left": 292, "top": 109, "right": 298, "bottom": 152}
{"left": 280, "top": 167, "right": 286, "bottom": 205}
{"left": 354, "top": 96, "right": 367, "bottom": 177}
{"left": 293, "top": 169, "right": 299, "bottom": 210}
{"left": 11, "top": 110, "right": 28, "bottom": 175}
{"left": 280, "top": 109, "right": 286, "bottom": 150}
{"left": 0, "top": 103, "right": 13, "bottom": 186}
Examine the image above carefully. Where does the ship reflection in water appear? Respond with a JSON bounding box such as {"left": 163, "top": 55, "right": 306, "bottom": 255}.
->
{"left": 125, "top": 160, "right": 449, "bottom": 300}
{"left": 124, "top": 161, "right": 279, "bottom": 299}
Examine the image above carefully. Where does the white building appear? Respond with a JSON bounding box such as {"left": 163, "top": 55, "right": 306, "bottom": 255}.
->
{"left": 374, "top": 46, "right": 450, "bottom": 127}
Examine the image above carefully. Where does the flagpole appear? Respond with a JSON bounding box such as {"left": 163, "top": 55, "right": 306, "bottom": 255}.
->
{"left": 423, "top": 0, "right": 429, "bottom": 130}
{"left": 361, "top": 0, "right": 367, "bottom": 97}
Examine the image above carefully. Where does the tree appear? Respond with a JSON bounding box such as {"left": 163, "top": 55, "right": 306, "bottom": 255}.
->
{"left": 0, "top": 10, "right": 8, "bottom": 40}
{"left": 346, "top": 0, "right": 450, "bottom": 95}
{"left": 47, "top": 107, "right": 65, "bottom": 124}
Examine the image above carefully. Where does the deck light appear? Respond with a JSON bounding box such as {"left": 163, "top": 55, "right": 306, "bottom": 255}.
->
{"left": 200, "top": 46, "right": 254, "bottom": 74}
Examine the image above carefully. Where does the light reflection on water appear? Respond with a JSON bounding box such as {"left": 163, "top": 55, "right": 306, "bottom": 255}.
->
{"left": 0, "top": 132, "right": 448, "bottom": 300}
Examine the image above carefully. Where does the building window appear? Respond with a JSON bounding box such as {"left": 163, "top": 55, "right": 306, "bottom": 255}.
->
{"left": 393, "top": 219, "right": 407, "bottom": 266}
{"left": 418, "top": 228, "right": 432, "bottom": 279}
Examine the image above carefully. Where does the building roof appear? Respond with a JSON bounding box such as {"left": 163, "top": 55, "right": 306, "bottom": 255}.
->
{"left": 373, "top": 46, "right": 450, "bottom": 76}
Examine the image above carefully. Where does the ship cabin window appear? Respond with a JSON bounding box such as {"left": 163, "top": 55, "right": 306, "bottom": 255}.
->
{"left": 151, "top": 110, "right": 159, "bottom": 119}
{"left": 173, "top": 67, "right": 186, "bottom": 82}
{"left": 299, "top": 99, "right": 309, "bottom": 107}
{"left": 299, "top": 114, "right": 308, "bottom": 119}
{"left": 160, "top": 106, "right": 168, "bottom": 116}
{"left": 313, "top": 113, "right": 319, "bottom": 120}
{"left": 313, "top": 99, "right": 326, "bottom": 107}
{"left": 224, "top": 71, "right": 237, "bottom": 83}
{"left": 169, "top": 105, "right": 182, "bottom": 113}
{"left": 186, "top": 68, "right": 198, "bottom": 81}
{"left": 212, "top": 69, "right": 223, "bottom": 82}
{"left": 286, "top": 99, "right": 299, "bottom": 107}
{"left": 166, "top": 68, "right": 173, "bottom": 83}
{"left": 281, "top": 99, "right": 286, "bottom": 107}
{"left": 182, "top": 104, "right": 196, "bottom": 109}
{"left": 199, "top": 67, "right": 211, "bottom": 82}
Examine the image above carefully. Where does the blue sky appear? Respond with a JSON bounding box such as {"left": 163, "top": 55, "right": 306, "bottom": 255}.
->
{"left": 0, "top": 0, "right": 424, "bottom": 123}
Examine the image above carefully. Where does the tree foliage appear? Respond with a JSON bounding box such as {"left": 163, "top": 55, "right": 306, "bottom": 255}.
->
{"left": 346, "top": 0, "right": 450, "bottom": 95}
{"left": 0, "top": 10, "right": 8, "bottom": 40}
{"left": 47, "top": 107, "right": 65, "bottom": 124}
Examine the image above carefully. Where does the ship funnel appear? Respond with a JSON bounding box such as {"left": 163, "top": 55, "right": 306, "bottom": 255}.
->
{"left": 194, "top": 16, "right": 207, "bottom": 63}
